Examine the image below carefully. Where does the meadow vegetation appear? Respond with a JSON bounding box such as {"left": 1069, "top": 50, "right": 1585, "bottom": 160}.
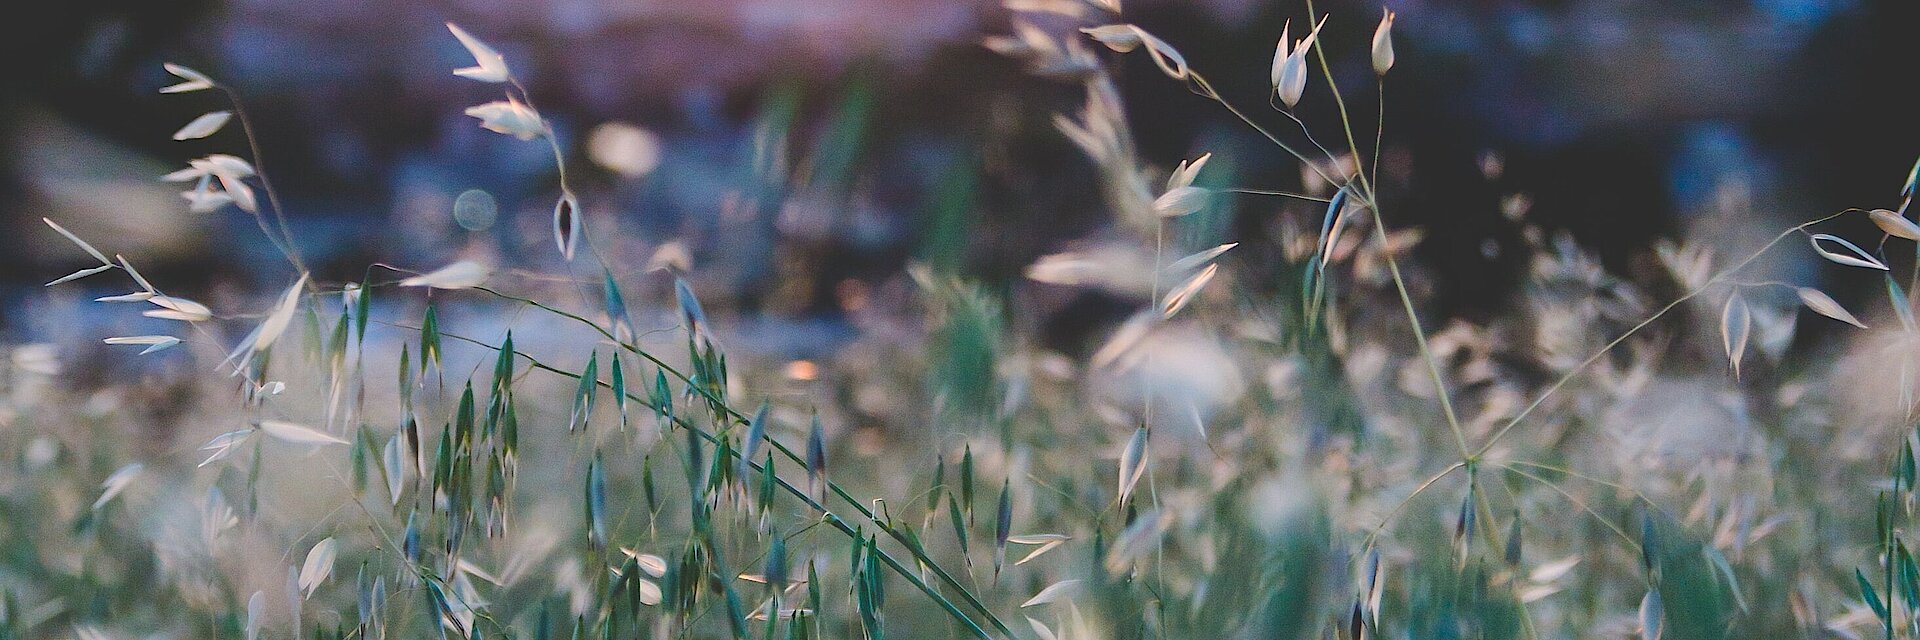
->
{"left": 5, "top": 1, "right": 1920, "bottom": 638}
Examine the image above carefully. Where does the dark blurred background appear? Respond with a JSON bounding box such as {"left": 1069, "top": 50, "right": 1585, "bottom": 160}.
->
{"left": 3, "top": 0, "right": 1914, "bottom": 343}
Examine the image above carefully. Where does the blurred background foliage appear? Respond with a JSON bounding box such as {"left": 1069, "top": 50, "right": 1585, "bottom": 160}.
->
{"left": 4, "top": 0, "right": 1916, "bottom": 330}
{"left": 3, "top": 1, "right": 1920, "bottom": 638}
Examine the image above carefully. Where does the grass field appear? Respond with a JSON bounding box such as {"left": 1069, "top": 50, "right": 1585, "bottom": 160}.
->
{"left": 6, "top": 3, "right": 1920, "bottom": 639}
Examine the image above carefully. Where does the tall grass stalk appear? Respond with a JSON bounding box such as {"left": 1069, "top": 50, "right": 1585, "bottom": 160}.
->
{"left": 15, "top": 10, "right": 1920, "bottom": 640}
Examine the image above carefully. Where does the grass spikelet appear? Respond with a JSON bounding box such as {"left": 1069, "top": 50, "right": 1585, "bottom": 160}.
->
{"left": 1796, "top": 287, "right": 1869, "bottom": 328}
{"left": 1117, "top": 426, "right": 1147, "bottom": 509}
{"left": 26, "top": 16, "right": 1920, "bottom": 640}
{"left": 1809, "top": 233, "right": 1890, "bottom": 271}
{"left": 1720, "top": 291, "right": 1751, "bottom": 378}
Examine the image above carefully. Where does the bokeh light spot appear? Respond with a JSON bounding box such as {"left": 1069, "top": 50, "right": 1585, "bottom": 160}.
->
{"left": 453, "top": 188, "right": 498, "bottom": 231}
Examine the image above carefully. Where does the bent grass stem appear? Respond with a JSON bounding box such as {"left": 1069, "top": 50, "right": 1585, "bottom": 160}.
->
{"left": 440, "top": 287, "right": 1018, "bottom": 639}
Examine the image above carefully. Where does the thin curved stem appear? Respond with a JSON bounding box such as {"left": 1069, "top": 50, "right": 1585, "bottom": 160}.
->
{"left": 1723, "top": 279, "right": 1802, "bottom": 292}
{"left": 1475, "top": 210, "right": 1857, "bottom": 456}
{"left": 462, "top": 285, "right": 1017, "bottom": 639}
{"left": 1270, "top": 5, "right": 1466, "bottom": 456}
{"left": 404, "top": 322, "right": 1009, "bottom": 640}
{"left": 1361, "top": 461, "right": 1464, "bottom": 552}
{"left": 1299, "top": 1, "right": 1370, "bottom": 196}
{"left": 1274, "top": 107, "right": 1342, "bottom": 168}
{"left": 1187, "top": 73, "right": 1343, "bottom": 193}
{"left": 1501, "top": 460, "right": 1662, "bottom": 509}
{"left": 1220, "top": 188, "right": 1333, "bottom": 204}
{"left": 1500, "top": 465, "right": 1642, "bottom": 555}
{"left": 1370, "top": 209, "right": 1469, "bottom": 456}
{"left": 220, "top": 87, "right": 307, "bottom": 275}
{"left": 1372, "top": 78, "right": 1384, "bottom": 191}
{"left": 504, "top": 77, "right": 615, "bottom": 323}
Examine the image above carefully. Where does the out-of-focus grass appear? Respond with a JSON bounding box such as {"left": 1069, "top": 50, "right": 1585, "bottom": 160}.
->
{"left": 6, "top": 6, "right": 1920, "bottom": 640}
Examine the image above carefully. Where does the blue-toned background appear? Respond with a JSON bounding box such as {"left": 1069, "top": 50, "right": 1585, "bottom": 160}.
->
{"left": 3, "top": 0, "right": 1913, "bottom": 343}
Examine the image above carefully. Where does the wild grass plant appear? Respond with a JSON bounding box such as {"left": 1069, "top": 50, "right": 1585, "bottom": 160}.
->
{"left": 6, "top": 2, "right": 1920, "bottom": 639}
